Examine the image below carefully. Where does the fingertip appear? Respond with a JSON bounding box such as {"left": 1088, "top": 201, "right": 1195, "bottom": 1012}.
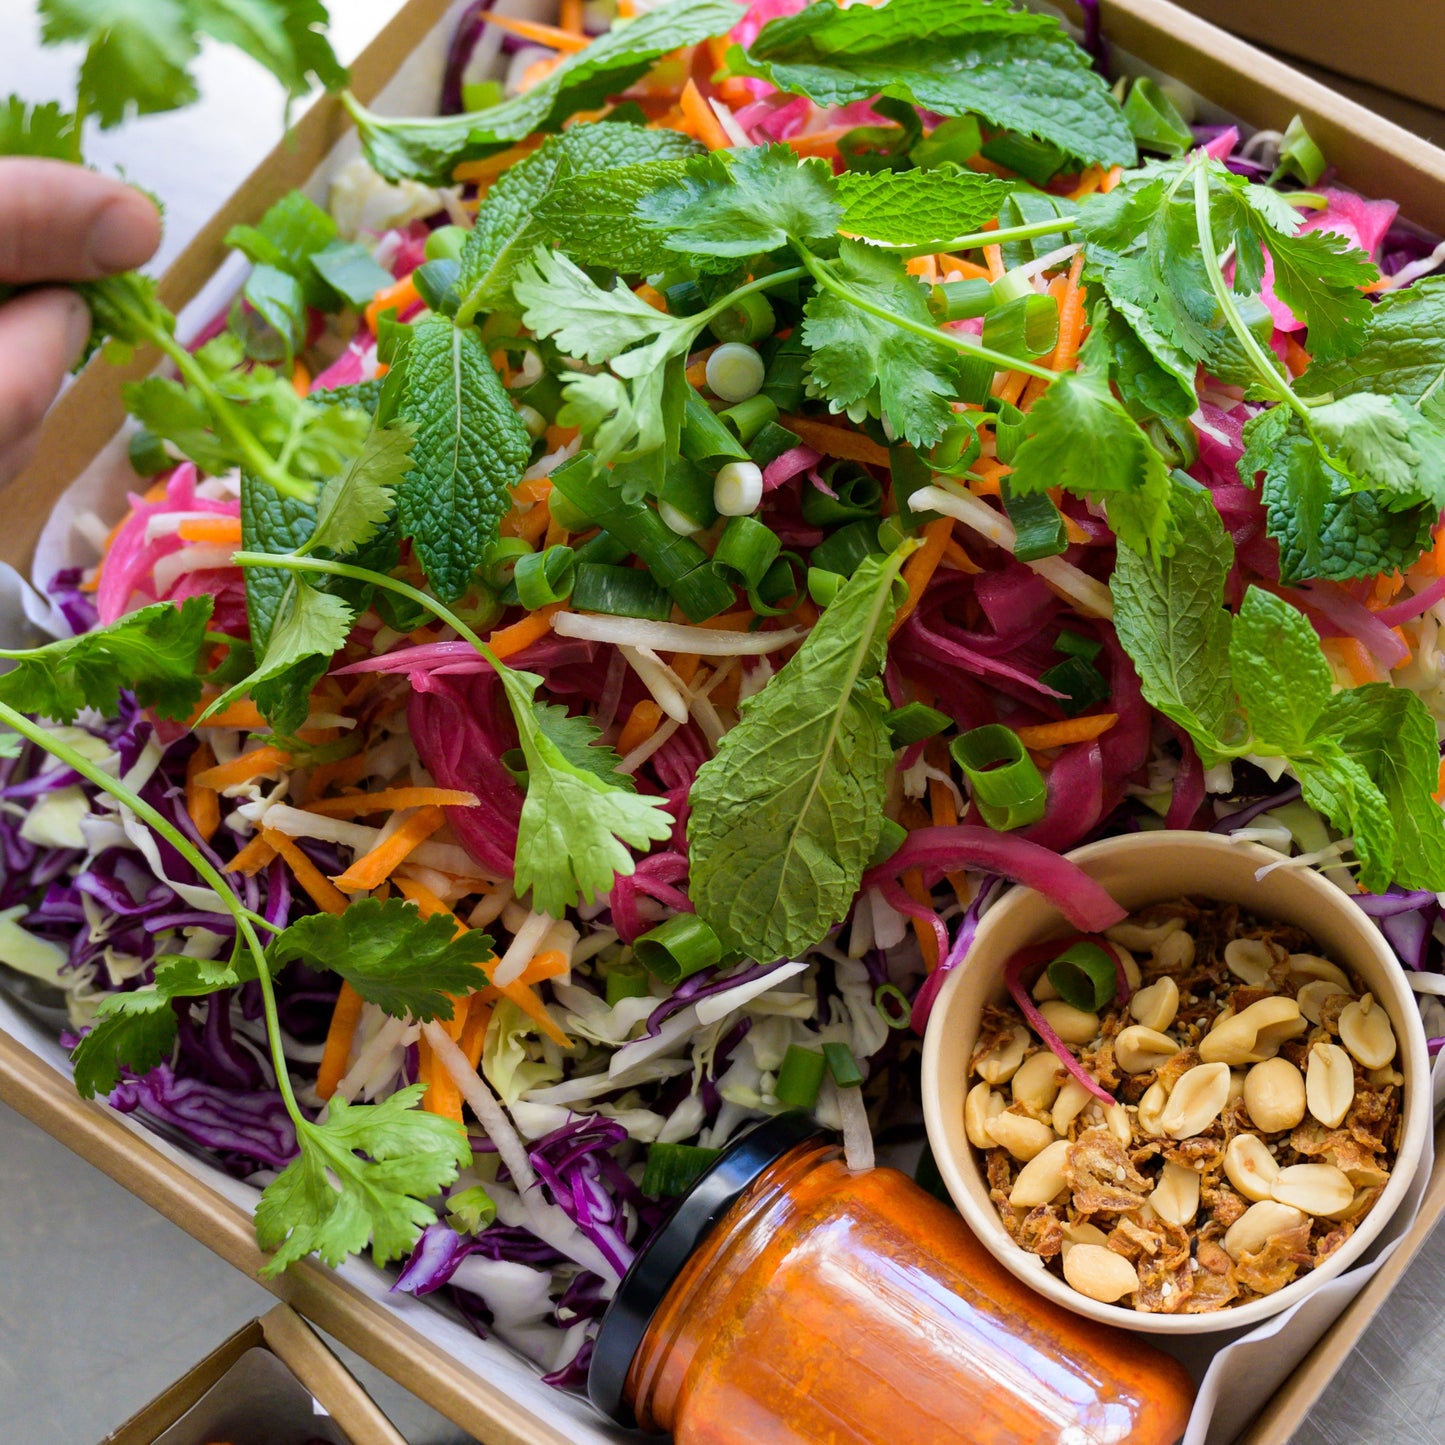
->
{"left": 88, "top": 188, "right": 162, "bottom": 274}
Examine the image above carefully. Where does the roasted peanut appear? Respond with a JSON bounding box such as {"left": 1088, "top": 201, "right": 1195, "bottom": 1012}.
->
{"left": 1160, "top": 1062, "right": 1232, "bottom": 1139}
{"left": 1306, "top": 1042, "right": 1355, "bottom": 1128}
{"left": 1200, "top": 996, "right": 1304, "bottom": 1067}
{"left": 1117, "top": 945, "right": 1142, "bottom": 992}
{"left": 974, "top": 1022, "right": 1030, "bottom": 1084}
{"left": 1130, "top": 976, "right": 1179, "bottom": 1033}
{"left": 1227, "top": 1068, "right": 1248, "bottom": 1105}
{"left": 1136, "top": 1080, "right": 1169, "bottom": 1135}
{"left": 1368, "top": 1064, "right": 1404, "bottom": 1089}
{"left": 1011, "top": 1049, "right": 1064, "bottom": 1112}
{"left": 986, "top": 1110, "right": 1056, "bottom": 1162}
{"left": 1037, "top": 1000, "right": 1100, "bottom": 1046}
{"left": 1154, "top": 929, "right": 1195, "bottom": 972}
{"left": 1031, "top": 971, "right": 1059, "bottom": 1002}
{"left": 1224, "top": 1200, "right": 1307, "bottom": 1261}
{"left": 1288, "top": 953, "right": 1351, "bottom": 990}
{"left": 1009, "top": 1138, "right": 1071, "bottom": 1208}
{"left": 1339, "top": 994, "right": 1397, "bottom": 1070}
{"left": 1052, "top": 1077, "right": 1092, "bottom": 1135}
{"left": 1114, "top": 1025, "right": 1181, "bottom": 1075}
{"left": 1059, "top": 1220, "right": 1109, "bottom": 1256}
{"left": 1297, "top": 979, "right": 1349, "bottom": 1026}
{"left": 1150, "top": 1159, "right": 1200, "bottom": 1227}
{"left": 1224, "top": 1133, "right": 1281, "bottom": 1202}
{"left": 1105, "top": 916, "right": 1183, "bottom": 952}
{"left": 1243, "top": 1057, "right": 1306, "bottom": 1133}
{"left": 1271, "top": 1162, "right": 1355, "bottom": 1219}
{"left": 1106, "top": 1102, "right": 1132, "bottom": 1148}
{"left": 1063, "top": 1243, "right": 1140, "bottom": 1303}
{"left": 1225, "top": 937, "right": 1274, "bottom": 987}
{"left": 965, "top": 1080, "right": 1006, "bottom": 1149}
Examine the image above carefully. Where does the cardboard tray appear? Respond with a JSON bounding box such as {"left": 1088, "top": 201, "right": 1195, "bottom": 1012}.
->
{"left": 102, "top": 1305, "right": 407, "bottom": 1445}
{"left": 5, "top": 1, "right": 1445, "bottom": 1441}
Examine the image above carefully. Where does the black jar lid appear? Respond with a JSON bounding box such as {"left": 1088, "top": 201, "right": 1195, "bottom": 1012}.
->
{"left": 587, "top": 1112, "right": 829, "bottom": 1426}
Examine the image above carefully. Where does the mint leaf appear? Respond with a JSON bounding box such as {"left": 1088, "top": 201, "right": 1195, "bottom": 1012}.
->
{"left": 396, "top": 316, "right": 531, "bottom": 603}
{"left": 1090, "top": 297, "right": 1197, "bottom": 420}
{"left": 455, "top": 123, "right": 701, "bottom": 323}
{"left": 801, "top": 239, "right": 961, "bottom": 448}
{"left": 70, "top": 989, "right": 177, "bottom": 1099}
{"left": 0, "top": 597, "right": 211, "bottom": 723}
{"left": 688, "top": 550, "right": 903, "bottom": 962}
{"left": 347, "top": 0, "right": 744, "bottom": 184}
{"left": 1228, "top": 587, "right": 1332, "bottom": 752}
{"left": 1109, "top": 483, "right": 1238, "bottom": 759}
{"left": 502, "top": 667, "right": 675, "bottom": 917}
{"left": 834, "top": 164, "right": 1012, "bottom": 245}
{"left": 256, "top": 1084, "right": 469, "bottom": 1273}
{"left": 270, "top": 897, "right": 496, "bottom": 1022}
{"left": 0, "top": 95, "right": 81, "bottom": 160}
{"left": 741, "top": 0, "right": 1134, "bottom": 168}
{"left": 1294, "top": 746, "right": 1397, "bottom": 892}
{"left": 544, "top": 159, "right": 698, "bottom": 274}
{"left": 637, "top": 144, "right": 841, "bottom": 259}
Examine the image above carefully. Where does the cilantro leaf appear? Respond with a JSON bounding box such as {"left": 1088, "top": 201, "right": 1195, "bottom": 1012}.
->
{"left": 532, "top": 701, "right": 635, "bottom": 789}
{"left": 70, "top": 989, "right": 177, "bottom": 1099}
{"left": 637, "top": 144, "right": 841, "bottom": 259}
{"left": 1261, "top": 225, "right": 1376, "bottom": 363}
{"left": 833, "top": 165, "right": 1012, "bottom": 245}
{"left": 801, "top": 239, "right": 962, "bottom": 448}
{"left": 396, "top": 316, "right": 531, "bottom": 603}
{"left": 0, "top": 95, "right": 81, "bottom": 160}
{"left": 255, "top": 1084, "right": 469, "bottom": 1274}
{"left": 0, "top": 597, "right": 211, "bottom": 724}
{"left": 270, "top": 898, "right": 496, "bottom": 1022}
{"left": 345, "top": 0, "right": 744, "bottom": 184}
{"left": 501, "top": 667, "right": 675, "bottom": 917}
{"left": 688, "top": 550, "right": 903, "bottom": 962}
{"left": 740, "top": 0, "right": 1134, "bottom": 168}
{"left": 1307, "top": 393, "right": 1445, "bottom": 513}
{"left": 310, "top": 422, "right": 412, "bottom": 556}
{"left": 1109, "top": 482, "right": 1238, "bottom": 760}
{"left": 455, "top": 123, "right": 701, "bottom": 324}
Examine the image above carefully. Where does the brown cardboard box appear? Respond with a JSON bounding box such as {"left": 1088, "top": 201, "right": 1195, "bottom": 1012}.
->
{"left": 4, "top": 2, "right": 1445, "bottom": 1442}
{"left": 102, "top": 1305, "right": 406, "bottom": 1445}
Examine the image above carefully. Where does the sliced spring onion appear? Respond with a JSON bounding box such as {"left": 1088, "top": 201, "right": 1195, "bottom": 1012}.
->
{"left": 642, "top": 1141, "right": 722, "bottom": 1198}
{"left": 572, "top": 530, "right": 630, "bottom": 567}
{"left": 911, "top": 114, "right": 981, "bottom": 169}
{"left": 719, "top": 393, "right": 779, "bottom": 445}
{"left": 1046, "top": 941, "right": 1119, "bottom": 1013}
{"left": 513, "top": 545, "right": 575, "bottom": 609}
{"left": 930, "top": 276, "right": 995, "bottom": 322}
{"left": 714, "top": 460, "right": 765, "bottom": 517}
{"left": 659, "top": 455, "right": 720, "bottom": 533}
{"left": 1144, "top": 416, "right": 1199, "bottom": 470}
{"left": 760, "top": 333, "right": 808, "bottom": 411}
{"left": 664, "top": 278, "right": 708, "bottom": 314}
{"left": 807, "top": 566, "right": 844, "bottom": 606}
{"left": 874, "top": 983, "right": 911, "bottom": 1030}
{"left": 1038, "top": 656, "right": 1110, "bottom": 717}
{"left": 445, "top": 1184, "right": 498, "bottom": 1233}
{"left": 775, "top": 1044, "right": 826, "bottom": 1109}
{"left": 605, "top": 962, "right": 651, "bottom": 1007}
{"left": 992, "top": 402, "right": 1028, "bottom": 465}
{"left": 710, "top": 289, "right": 776, "bottom": 345}
{"left": 868, "top": 817, "right": 906, "bottom": 867}
{"left": 982, "top": 293, "right": 1060, "bottom": 359}
{"left": 991, "top": 266, "right": 1034, "bottom": 307}
{"left": 748, "top": 419, "right": 803, "bottom": 468}
{"left": 954, "top": 351, "right": 996, "bottom": 406}
{"left": 667, "top": 560, "right": 738, "bottom": 622}
{"left": 928, "top": 418, "right": 981, "bottom": 477}
{"left": 547, "top": 487, "right": 595, "bottom": 533}
{"left": 514, "top": 369, "right": 564, "bottom": 422}
{"left": 1271, "top": 113, "right": 1327, "bottom": 186}
{"left": 1122, "top": 75, "right": 1194, "bottom": 157}
{"left": 800, "top": 463, "right": 884, "bottom": 526}
{"left": 1054, "top": 628, "right": 1102, "bottom": 662}
{"left": 747, "top": 550, "right": 805, "bottom": 616}
{"left": 809, "top": 518, "right": 882, "bottom": 577}
{"left": 823, "top": 1041, "right": 864, "bottom": 1089}
{"left": 413, "top": 257, "right": 461, "bottom": 315}
{"left": 706, "top": 342, "right": 766, "bottom": 405}
{"left": 478, "top": 536, "right": 533, "bottom": 591}
{"left": 979, "top": 131, "right": 1066, "bottom": 186}
{"left": 571, "top": 563, "right": 673, "bottom": 622}
{"left": 452, "top": 589, "right": 503, "bottom": 632}
{"left": 681, "top": 388, "right": 750, "bottom": 464}
{"left": 713, "top": 515, "right": 782, "bottom": 589}
{"left": 886, "top": 702, "right": 951, "bottom": 747}
{"left": 1001, "top": 487, "right": 1067, "bottom": 562}
{"left": 950, "top": 724, "right": 1048, "bottom": 831}
{"left": 424, "top": 224, "right": 469, "bottom": 263}
{"left": 635, "top": 913, "right": 724, "bottom": 984}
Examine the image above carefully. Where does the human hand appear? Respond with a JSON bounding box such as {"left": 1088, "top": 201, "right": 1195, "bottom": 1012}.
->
{"left": 0, "top": 159, "right": 161, "bottom": 484}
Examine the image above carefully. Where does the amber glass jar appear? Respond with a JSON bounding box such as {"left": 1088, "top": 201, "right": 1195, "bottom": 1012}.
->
{"left": 589, "top": 1116, "right": 1194, "bottom": 1445}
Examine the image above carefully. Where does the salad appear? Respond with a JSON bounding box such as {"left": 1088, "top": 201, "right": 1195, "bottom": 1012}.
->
{"left": 4, "top": 0, "right": 1445, "bottom": 1396}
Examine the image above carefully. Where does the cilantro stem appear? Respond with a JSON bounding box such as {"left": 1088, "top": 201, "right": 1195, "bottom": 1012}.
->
{"left": 876, "top": 215, "right": 1080, "bottom": 259}
{"left": 1190, "top": 164, "right": 1310, "bottom": 424}
{"left": 697, "top": 267, "right": 807, "bottom": 325}
{"left": 792, "top": 243, "right": 1057, "bottom": 384}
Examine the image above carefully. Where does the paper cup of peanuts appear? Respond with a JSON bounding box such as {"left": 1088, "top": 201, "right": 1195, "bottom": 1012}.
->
{"left": 921, "top": 831, "right": 1429, "bottom": 1334}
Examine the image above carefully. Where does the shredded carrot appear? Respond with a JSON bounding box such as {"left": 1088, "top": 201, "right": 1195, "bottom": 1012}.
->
{"left": 303, "top": 749, "right": 371, "bottom": 804}
{"left": 901, "top": 870, "right": 940, "bottom": 970}
{"left": 1435, "top": 758, "right": 1445, "bottom": 805}
{"left": 983, "top": 243, "right": 1006, "bottom": 282}
{"left": 1066, "top": 165, "right": 1104, "bottom": 201}
{"left": 694, "top": 608, "right": 759, "bottom": 631}
{"left": 478, "top": 11, "right": 590, "bottom": 51}
{"left": 1099, "top": 165, "right": 1123, "bottom": 194}
{"left": 942, "top": 537, "right": 981, "bottom": 574}
{"left": 685, "top": 343, "right": 719, "bottom": 389}
{"left": 364, "top": 275, "right": 420, "bottom": 336}
{"left": 780, "top": 414, "right": 891, "bottom": 469}
{"left": 516, "top": 949, "right": 569, "bottom": 987}
{"left": 560, "top": 0, "right": 585, "bottom": 34}
{"left": 544, "top": 514, "right": 570, "bottom": 549}
{"left": 451, "top": 136, "right": 545, "bottom": 187}
{"left": 680, "top": 79, "right": 732, "bottom": 150}
{"left": 306, "top": 787, "right": 480, "bottom": 819}
{"left": 460, "top": 999, "right": 492, "bottom": 1069}
{"left": 1046, "top": 254, "right": 1088, "bottom": 376}
{"left": 617, "top": 699, "right": 664, "bottom": 756}
{"left": 935, "top": 252, "right": 993, "bottom": 281}
{"left": 671, "top": 653, "right": 701, "bottom": 687}
{"left": 225, "top": 832, "right": 278, "bottom": 877}
{"left": 711, "top": 666, "right": 741, "bottom": 712}
{"left": 1282, "top": 335, "right": 1313, "bottom": 378}
{"left": 1368, "top": 571, "right": 1405, "bottom": 609}
{"left": 183, "top": 741, "right": 222, "bottom": 845}
{"left": 195, "top": 745, "right": 293, "bottom": 790}
{"left": 1391, "top": 626, "right": 1413, "bottom": 668}
{"left": 993, "top": 369, "right": 1029, "bottom": 408}
{"left": 315, "top": 982, "right": 365, "bottom": 1101}
{"left": 717, "top": 76, "right": 753, "bottom": 108}
{"left": 488, "top": 601, "right": 564, "bottom": 660}
{"left": 332, "top": 806, "right": 447, "bottom": 893}
{"left": 1435, "top": 527, "right": 1445, "bottom": 577}
{"left": 264, "top": 829, "right": 350, "bottom": 915}
{"left": 500, "top": 500, "right": 552, "bottom": 543}
{"left": 189, "top": 696, "right": 267, "bottom": 730}
{"left": 1322, "top": 635, "right": 1381, "bottom": 686}
{"left": 392, "top": 876, "right": 569, "bottom": 1047}
{"left": 782, "top": 125, "right": 854, "bottom": 158}
{"left": 891, "top": 517, "right": 952, "bottom": 637}
{"left": 418, "top": 1033, "right": 465, "bottom": 1121}
{"left": 905, "top": 254, "right": 939, "bottom": 283}
{"left": 176, "top": 515, "right": 243, "bottom": 546}
{"left": 617, "top": 0, "right": 636, "bottom": 15}
{"left": 970, "top": 456, "right": 1012, "bottom": 497}
{"left": 291, "top": 360, "right": 311, "bottom": 398}
{"left": 1014, "top": 713, "right": 1119, "bottom": 749}
{"left": 926, "top": 767, "right": 972, "bottom": 905}
{"left": 634, "top": 282, "right": 669, "bottom": 312}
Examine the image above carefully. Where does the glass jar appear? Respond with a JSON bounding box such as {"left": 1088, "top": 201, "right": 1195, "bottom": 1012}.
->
{"left": 589, "top": 1117, "right": 1195, "bottom": 1445}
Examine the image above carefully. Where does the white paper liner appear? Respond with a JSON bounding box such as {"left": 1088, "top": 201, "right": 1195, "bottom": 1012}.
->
{"left": 2, "top": 4, "right": 1438, "bottom": 1439}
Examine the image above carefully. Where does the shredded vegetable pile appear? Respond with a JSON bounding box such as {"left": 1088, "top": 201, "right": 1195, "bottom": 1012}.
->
{"left": 6, "top": 0, "right": 1445, "bottom": 1390}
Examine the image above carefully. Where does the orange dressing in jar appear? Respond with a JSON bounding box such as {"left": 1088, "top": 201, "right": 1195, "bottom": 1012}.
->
{"left": 589, "top": 1117, "right": 1194, "bottom": 1445}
